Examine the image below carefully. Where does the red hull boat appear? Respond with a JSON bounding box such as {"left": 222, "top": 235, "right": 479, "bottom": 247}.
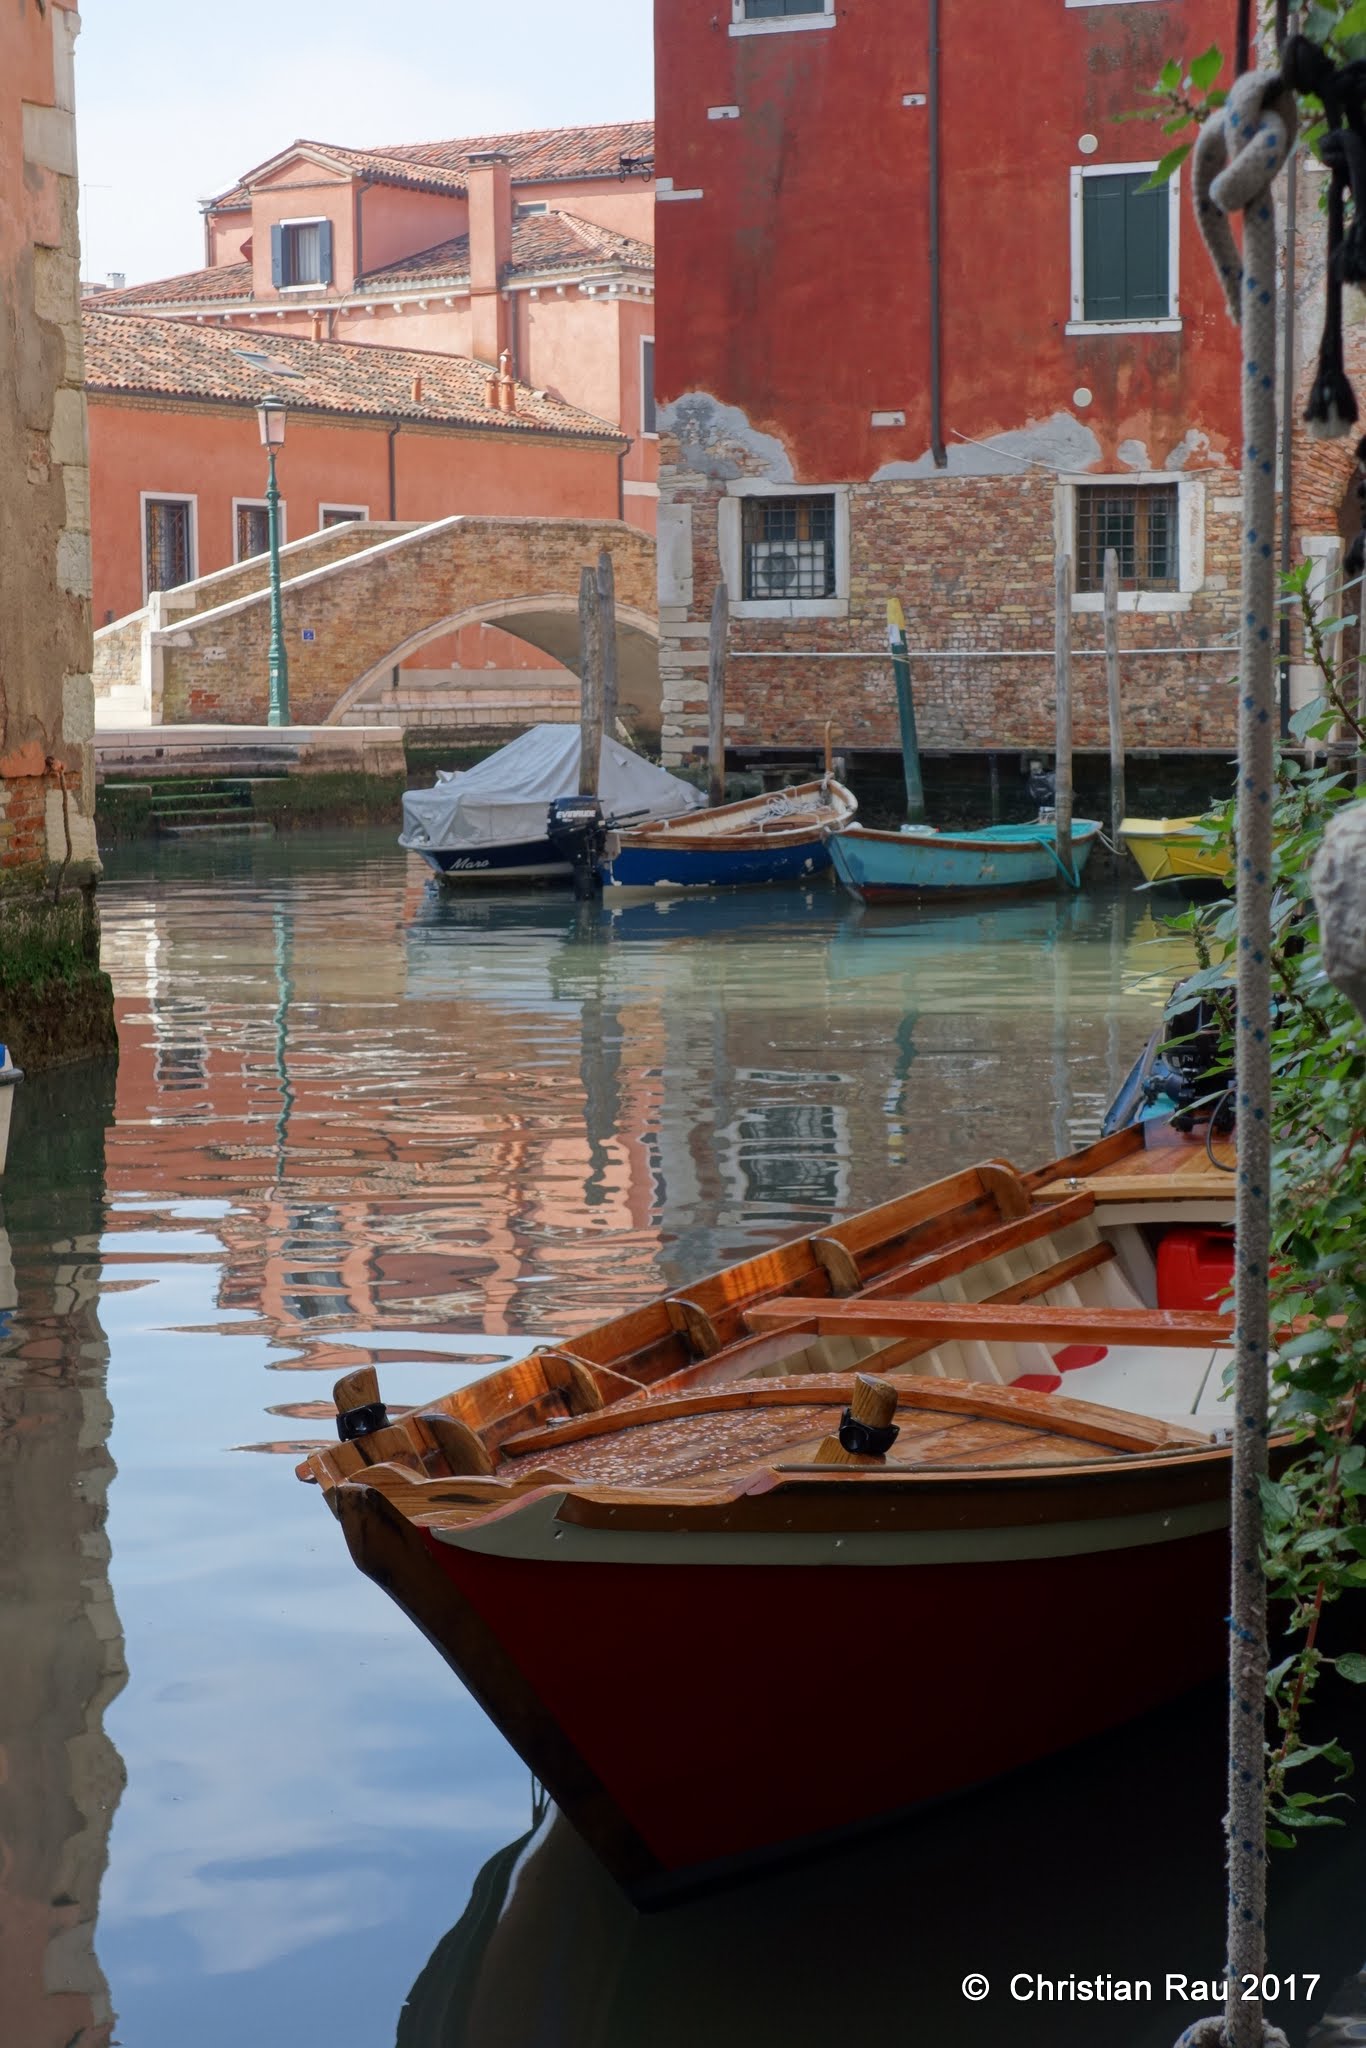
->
{"left": 302, "top": 1122, "right": 1252, "bottom": 1901}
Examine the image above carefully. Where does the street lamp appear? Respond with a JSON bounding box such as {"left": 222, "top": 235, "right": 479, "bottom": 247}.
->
{"left": 257, "top": 394, "right": 290, "bottom": 727}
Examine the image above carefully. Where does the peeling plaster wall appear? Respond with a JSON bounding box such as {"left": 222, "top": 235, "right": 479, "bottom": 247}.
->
{"left": 1, "top": 0, "right": 98, "bottom": 876}
{"left": 653, "top": 0, "right": 1245, "bottom": 763}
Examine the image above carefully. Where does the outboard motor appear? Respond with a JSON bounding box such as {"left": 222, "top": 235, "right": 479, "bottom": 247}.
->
{"left": 1157, "top": 987, "right": 1234, "bottom": 1132}
{"left": 547, "top": 794, "right": 607, "bottom": 900}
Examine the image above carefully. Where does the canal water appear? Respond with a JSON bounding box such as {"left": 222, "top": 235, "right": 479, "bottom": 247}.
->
{"left": 4, "top": 831, "right": 1364, "bottom": 2048}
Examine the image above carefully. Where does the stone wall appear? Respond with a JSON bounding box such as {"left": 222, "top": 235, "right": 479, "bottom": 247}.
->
{"left": 657, "top": 427, "right": 1243, "bottom": 767}
{"left": 1, "top": 1, "right": 114, "bottom": 1068}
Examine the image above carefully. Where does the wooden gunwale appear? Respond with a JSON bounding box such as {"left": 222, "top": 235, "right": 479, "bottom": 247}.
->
{"left": 616, "top": 778, "right": 855, "bottom": 850}
{"left": 838, "top": 821, "right": 1101, "bottom": 858}
{"left": 741, "top": 1301, "right": 1234, "bottom": 1347}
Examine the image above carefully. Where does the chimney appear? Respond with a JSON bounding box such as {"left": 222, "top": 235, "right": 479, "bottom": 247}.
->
{"left": 467, "top": 149, "right": 512, "bottom": 366}
{"left": 106, "top": 271, "right": 126, "bottom": 290}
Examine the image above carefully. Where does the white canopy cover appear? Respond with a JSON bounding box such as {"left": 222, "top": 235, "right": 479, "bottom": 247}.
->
{"left": 399, "top": 724, "right": 703, "bottom": 854}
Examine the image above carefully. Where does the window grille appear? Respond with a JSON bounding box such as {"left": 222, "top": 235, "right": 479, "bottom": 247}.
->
{"left": 145, "top": 499, "right": 194, "bottom": 591}
{"left": 1074, "top": 483, "right": 1179, "bottom": 592}
{"left": 236, "top": 504, "right": 270, "bottom": 560}
{"left": 741, "top": 494, "right": 836, "bottom": 601}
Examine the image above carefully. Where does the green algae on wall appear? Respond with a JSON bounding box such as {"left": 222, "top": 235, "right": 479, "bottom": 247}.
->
{"left": 0, "top": 885, "right": 117, "bottom": 1071}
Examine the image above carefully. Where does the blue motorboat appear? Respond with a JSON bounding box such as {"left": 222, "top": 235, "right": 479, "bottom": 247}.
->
{"left": 602, "top": 779, "right": 858, "bottom": 892}
{"left": 828, "top": 817, "right": 1102, "bottom": 900}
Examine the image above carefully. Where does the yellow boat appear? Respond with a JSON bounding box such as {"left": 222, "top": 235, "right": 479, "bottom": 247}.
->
{"left": 1119, "top": 816, "right": 1230, "bottom": 887}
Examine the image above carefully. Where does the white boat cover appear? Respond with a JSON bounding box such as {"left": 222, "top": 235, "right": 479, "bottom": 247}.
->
{"left": 399, "top": 724, "right": 703, "bottom": 854}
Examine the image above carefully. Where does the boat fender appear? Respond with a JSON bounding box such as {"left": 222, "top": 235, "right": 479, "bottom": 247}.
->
{"left": 837, "top": 1410, "right": 900, "bottom": 1459}
{"left": 337, "top": 1399, "right": 391, "bottom": 1443}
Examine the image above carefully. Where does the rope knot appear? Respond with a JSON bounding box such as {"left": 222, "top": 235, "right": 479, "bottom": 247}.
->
{"left": 1194, "top": 70, "right": 1299, "bottom": 323}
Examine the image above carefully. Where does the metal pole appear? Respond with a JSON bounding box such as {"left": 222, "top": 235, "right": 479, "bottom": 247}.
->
{"left": 266, "top": 445, "right": 290, "bottom": 728}
{"left": 708, "top": 579, "right": 729, "bottom": 808}
{"left": 927, "top": 0, "right": 946, "bottom": 469}
{"left": 1103, "top": 546, "right": 1125, "bottom": 858}
{"left": 888, "top": 598, "right": 927, "bottom": 824}
{"left": 1054, "top": 547, "right": 1074, "bottom": 884}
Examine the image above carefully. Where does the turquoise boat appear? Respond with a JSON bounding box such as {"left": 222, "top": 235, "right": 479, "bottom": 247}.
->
{"left": 828, "top": 818, "right": 1101, "bottom": 900}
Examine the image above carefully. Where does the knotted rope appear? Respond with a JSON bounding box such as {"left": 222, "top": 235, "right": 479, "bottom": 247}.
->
{"left": 1185, "top": 61, "right": 1298, "bottom": 2048}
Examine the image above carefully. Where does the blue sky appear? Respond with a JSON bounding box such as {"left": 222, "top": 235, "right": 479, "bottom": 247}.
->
{"left": 75, "top": 0, "right": 653, "bottom": 288}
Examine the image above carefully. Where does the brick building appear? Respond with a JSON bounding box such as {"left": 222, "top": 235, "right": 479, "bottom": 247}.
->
{"left": 651, "top": 0, "right": 1257, "bottom": 781}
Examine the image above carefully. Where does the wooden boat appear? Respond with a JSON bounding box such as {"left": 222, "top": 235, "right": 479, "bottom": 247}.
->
{"left": 1119, "top": 816, "right": 1231, "bottom": 888}
{"left": 0, "top": 1046, "right": 20, "bottom": 1177}
{"left": 601, "top": 779, "right": 857, "bottom": 892}
{"left": 829, "top": 818, "right": 1102, "bottom": 900}
{"left": 298, "top": 1119, "right": 1263, "bottom": 1902}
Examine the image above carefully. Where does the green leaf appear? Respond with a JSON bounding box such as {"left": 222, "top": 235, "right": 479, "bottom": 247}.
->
{"left": 1188, "top": 44, "right": 1222, "bottom": 91}
{"left": 1278, "top": 1327, "right": 1338, "bottom": 1361}
{"left": 1336, "top": 1652, "right": 1366, "bottom": 1683}
{"left": 1267, "top": 1827, "right": 1297, "bottom": 1850}
{"left": 1332, "top": 0, "right": 1366, "bottom": 39}
{"left": 1261, "top": 1476, "right": 1299, "bottom": 1523}
{"left": 1142, "top": 143, "right": 1192, "bottom": 189}
{"left": 1159, "top": 56, "right": 1182, "bottom": 90}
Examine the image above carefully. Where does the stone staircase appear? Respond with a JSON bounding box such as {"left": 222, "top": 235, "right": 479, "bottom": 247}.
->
{"left": 103, "top": 777, "right": 286, "bottom": 839}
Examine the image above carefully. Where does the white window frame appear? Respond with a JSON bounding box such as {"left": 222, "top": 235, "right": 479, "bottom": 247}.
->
{"left": 232, "top": 496, "right": 285, "bottom": 562}
{"left": 319, "top": 503, "right": 369, "bottom": 526}
{"left": 1059, "top": 471, "right": 1205, "bottom": 615}
{"left": 140, "top": 491, "right": 198, "bottom": 601}
{"left": 729, "top": 0, "right": 835, "bottom": 37}
{"left": 718, "top": 479, "right": 850, "bottom": 620}
{"left": 278, "top": 215, "right": 330, "bottom": 292}
{"left": 640, "top": 334, "right": 657, "bottom": 440}
{"left": 1067, "top": 162, "right": 1182, "bottom": 336}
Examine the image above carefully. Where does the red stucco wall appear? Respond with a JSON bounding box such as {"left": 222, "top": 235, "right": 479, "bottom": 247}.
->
{"left": 654, "top": 0, "right": 1239, "bottom": 479}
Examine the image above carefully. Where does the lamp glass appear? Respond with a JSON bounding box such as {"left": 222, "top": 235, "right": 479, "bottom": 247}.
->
{"left": 257, "top": 398, "right": 287, "bottom": 449}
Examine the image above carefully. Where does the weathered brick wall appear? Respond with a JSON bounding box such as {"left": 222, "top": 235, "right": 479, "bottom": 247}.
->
{"left": 154, "top": 516, "right": 657, "bottom": 728}
{"left": 174, "top": 520, "right": 414, "bottom": 620}
{"left": 92, "top": 612, "right": 144, "bottom": 699}
{"left": 658, "top": 432, "right": 1243, "bottom": 764}
{"left": 0, "top": 771, "right": 50, "bottom": 873}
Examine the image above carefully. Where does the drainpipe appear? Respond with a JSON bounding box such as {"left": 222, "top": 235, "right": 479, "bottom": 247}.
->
{"left": 927, "top": 0, "right": 947, "bottom": 469}
{"left": 617, "top": 444, "right": 626, "bottom": 522}
{"left": 355, "top": 179, "right": 369, "bottom": 286}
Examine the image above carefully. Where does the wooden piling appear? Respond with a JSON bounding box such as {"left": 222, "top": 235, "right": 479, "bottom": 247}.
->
{"left": 708, "top": 579, "right": 729, "bottom": 808}
{"left": 578, "top": 565, "right": 603, "bottom": 797}
{"left": 888, "top": 597, "right": 927, "bottom": 825}
{"left": 1054, "top": 548, "right": 1074, "bottom": 884}
{"left": 596, "top": 547, "right": 618, "bottom": 740}
{"left": 1103, "top": 546, "right": 1125, "bottom": 857}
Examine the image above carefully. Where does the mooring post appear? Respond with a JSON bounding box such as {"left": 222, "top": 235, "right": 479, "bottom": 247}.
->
{"left": 888, "top": 597, "right": 927, "bottom": 825}
{"left": 1103, "top": 546, "right": 1125, "bottom": 863}
{"left": 578, "top": 565, "right": 603, "bottom": 797}
{"left": 1054, "top": 547, "right": 1074, "bottom": 884}
{"left": 596, "top": 547, "right": 618, "bottom": 741}
{"left": 708, "top": 578, "right": 729, "bottom": 809}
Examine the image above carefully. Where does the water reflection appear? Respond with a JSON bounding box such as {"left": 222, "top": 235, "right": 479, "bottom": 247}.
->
{"left": 0, "top": 1059, "right": 124, "bottom": 2048}
{"left": 408, "top": 1691, "right": 1366, "bottom": 2048}
{"left": 5, "top": 833, "right": 1270, "bottom": 2048}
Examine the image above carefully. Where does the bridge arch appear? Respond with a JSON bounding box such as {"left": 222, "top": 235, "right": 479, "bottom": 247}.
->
{"left": 148, "top": 516, "right": 659, "bottom": 737}
{"left": 325, "top": 593, "right": 661, "bottom": 734}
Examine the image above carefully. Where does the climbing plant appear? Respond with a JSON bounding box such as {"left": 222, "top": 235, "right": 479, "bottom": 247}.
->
{"left": 1166, "top": 565, "right": 1366, "bottom": 1847}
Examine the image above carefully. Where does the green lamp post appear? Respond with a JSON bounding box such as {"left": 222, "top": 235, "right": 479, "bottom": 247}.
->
{"left": 257, "top": 393, "right": 290, "bottom": 727}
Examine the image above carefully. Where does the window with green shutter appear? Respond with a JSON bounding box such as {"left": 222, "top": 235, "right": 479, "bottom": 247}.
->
{"left": 1081, "top": 171, "right": 1171, "bottom": 323}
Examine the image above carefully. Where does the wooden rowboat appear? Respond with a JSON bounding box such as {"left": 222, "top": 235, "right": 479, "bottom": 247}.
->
{"left": 1119, "top": 816, "right": 1231, "bottom": 888}
{"left": 829, "top": 818, "right": 1102, "bottom": 899}
{"left": 299, "top": 1119, "right": 1253, "bottom": 1902}
{"left": 601, "top": 779, "right": 857, "bottom": 892}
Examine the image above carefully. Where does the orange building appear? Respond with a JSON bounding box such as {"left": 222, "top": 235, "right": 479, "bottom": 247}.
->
{"left": 86, "top": 121, "right": 655, "bottom": 715}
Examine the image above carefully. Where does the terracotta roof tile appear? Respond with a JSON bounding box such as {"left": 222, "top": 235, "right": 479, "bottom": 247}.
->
{"left": 83, "top": 309, "right": 624, "bottom": 443}
{"left": 362, "top": 210, "right": 653, "bottom": 289}
{"left": 86, "top": 261, "right": 253, "bottom": 309}
{"left": 207, "top": 119, "right": 653, "bottom": 211}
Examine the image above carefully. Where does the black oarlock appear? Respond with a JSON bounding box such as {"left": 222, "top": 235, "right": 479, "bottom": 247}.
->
{"left": 337, "top": 1399, "right": 391, "bottom": 1442}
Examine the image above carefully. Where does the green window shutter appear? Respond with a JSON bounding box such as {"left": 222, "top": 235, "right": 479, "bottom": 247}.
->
{"left": 1082, "top": 172, "right": 1170, "bottom": 322}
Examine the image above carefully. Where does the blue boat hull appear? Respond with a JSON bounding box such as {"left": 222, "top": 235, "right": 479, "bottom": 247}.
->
{"left": 830, "top": 822, "right": 1102, "bottom": 899}
{"left": 603, "top": 834, "right": 832, "bottom": 892}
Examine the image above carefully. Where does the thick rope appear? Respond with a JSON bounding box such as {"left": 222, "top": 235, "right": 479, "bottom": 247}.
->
{"left": 1187, "top": 64, "right": 1298, "bottom": 2048}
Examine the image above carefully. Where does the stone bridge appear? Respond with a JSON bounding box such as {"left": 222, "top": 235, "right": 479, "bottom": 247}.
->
{"left": 96, "top": 516, "right": 659, "bottom": 736}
